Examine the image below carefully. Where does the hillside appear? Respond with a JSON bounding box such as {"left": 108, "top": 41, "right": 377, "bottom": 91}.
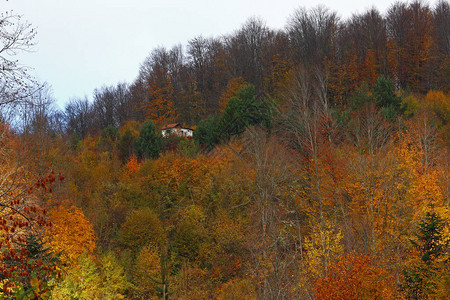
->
{"left": 0, "top": 1, "right": 449, "bottom": 299}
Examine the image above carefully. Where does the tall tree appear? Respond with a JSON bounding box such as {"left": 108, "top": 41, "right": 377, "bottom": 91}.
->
{"left": 64, "top": 97, "right": 93, "bottom": 139}
{"left": 287, "top": 6, "right": 339, "bottom": 68}
{"left": 91, "top": 83, "right": 132, "bottom": 131}
{"left": 140, "top": 47, "right": 182, "bottom": 127}
{"left": 387, "top": 1, "right": 433, "bottom": 91}
{"left": 240, "top": 128, "right": 299, "bottom": 299}
{"left": 224, "top": 18, "right": 270, "bottom": 91}
{"left": 187, "top": 36, "right": 229, "bottom": 114}
{"left": 431, "top": 0, "right": 450, "bottom": 92}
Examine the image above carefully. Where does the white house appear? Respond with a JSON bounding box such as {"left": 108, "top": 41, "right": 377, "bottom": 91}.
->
{"left": 161, "top": 123, "right": 193, "bottom": 137}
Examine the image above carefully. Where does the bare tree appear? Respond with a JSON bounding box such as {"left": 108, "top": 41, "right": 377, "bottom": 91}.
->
{"left": 344, "top": 8, "right": 387, "bottom": 75}
{"left": 432, "top": 0, "right": 450, "bottom": 90}
{"left": 238, "top": 128, "right": 300, "bottom": 299}
{"left": 278, "top": 66, "right": 337, "bottom": 282}
{"left": 64, "top": 97, "right": 92, "bottom": 139}
{"left": 0, "top": 11, "right": 39, "bottom": 107}
{"left": 91, "top": 83, "right": 131, "bottom": 131}
{"left": 224, "top": 17, "right": 270, "bottom": 90}
{"left": 187, "top": 36, "right": 229, "bottom": 114}
{"left": 287, "top": 6, "right": 339, "bottom": 67}
{"left": 433, "top": 0, "right": 450, "bottom": 57}
{"left": 17, "top": 83, "right": 55, "bottom": 134}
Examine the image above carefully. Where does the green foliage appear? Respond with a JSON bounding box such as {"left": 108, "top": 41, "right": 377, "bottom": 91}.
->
{"left": 99, "top": 125, "right": 120, "bottom": 160}
{"left": 7, "top": 234, "right": 61, "bottom": 300}
{"left": 220, "top": 85, "right": 273, "bottom": 138}
{"left": 193, "top": 114, "right": 221, "bottom": 150}
{"left": 135, "top": 120, "right": 163, "bottom": 159}
{"left": 194, "top": 84, "right": 274, "bottom": 150}
{"left": 401, "top": 211, "right": 448, "bottom": 299}
{"left": 372, "top": 76, "right": 403, "bottom": 117}
{"left": 100, "top": 125, "right": 120, "bottom": 146}
{"left": 349, "top": 82, "right": 375, "bottom": 110}
{"left": 415, "top": 211, "right": 445, "bottom": 265}
{"left": 177, "top": 138, "right": 199, "bottom": 157}
{"left": 69, "top": 133, "right": 81, "bottom": 151}
{"left": 348, "top": 77, "right": 405, "bottom": 120}
{"left": 118, "top": 249, "right": 134, "bottom": 280}
{"left": 118, "top": 129, "right": 136, "bottom": 163}
{"left": 155, "top": 282, "right": 171, "bottom": 300}
{"left": 401, "top": 266, "right": 429, "bottom": 300}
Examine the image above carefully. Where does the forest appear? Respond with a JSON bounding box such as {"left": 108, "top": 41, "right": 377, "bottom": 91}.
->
{"left": 0, "top": 0, "right": 449, "bottom": 299}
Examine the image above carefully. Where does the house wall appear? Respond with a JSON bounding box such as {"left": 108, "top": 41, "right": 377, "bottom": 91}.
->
{"left": 181, "top": 128, "right": 193, "bottom": 137}
{"left": 162, "top": 128, "right": 193, "bottom": 137}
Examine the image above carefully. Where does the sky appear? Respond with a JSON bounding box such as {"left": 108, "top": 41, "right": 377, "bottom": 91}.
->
{"left": 3, "top": 0, "right": 404, "bottom": 108}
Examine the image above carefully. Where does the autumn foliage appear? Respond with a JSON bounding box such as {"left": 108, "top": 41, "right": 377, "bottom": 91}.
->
{"left": 2, "top": 1, "right": 450, "bottom": 299}
{"left": 44, "top": 203, "right": 96, "bottom": 265}
{"left": 0, "top": 158, "right": 63, "bottom": 298}
{"left": 314, "top": 253, "right": 396, "bottom": 299}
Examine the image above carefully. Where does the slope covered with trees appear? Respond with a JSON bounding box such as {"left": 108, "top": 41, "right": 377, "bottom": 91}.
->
{"left": 0, "top": 1, "right": 449, "bottom": 299}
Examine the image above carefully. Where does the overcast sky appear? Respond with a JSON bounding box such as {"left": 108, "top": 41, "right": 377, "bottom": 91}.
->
{"left": 4, "top": 0, "right": 410, "bottom": 108}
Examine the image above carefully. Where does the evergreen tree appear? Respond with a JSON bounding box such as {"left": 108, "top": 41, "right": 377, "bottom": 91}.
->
{"left": 193, "top": 114, "right": 221, "bottom": 150}
{"left": 135, "top": 120, "right": 163, "bottom": 159}
{"left": 219, "top": 84, "right": 272, "bottom": 138}
{"left": 194, "top": 84, "right": 274, "bottom": 149}
{"left": 372, "top": 76, "right": 403, "bottom": 117}
{"left": 119, "top": 129, "right": 136, "bottom": 162}
{"left": 401, "top": 211, "right": 447, "bottom": 299}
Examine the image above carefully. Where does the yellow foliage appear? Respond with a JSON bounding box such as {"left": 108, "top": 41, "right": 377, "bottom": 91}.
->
{"left": 424, "top": 90, "right": 450, "bottom": 144}
{"left": 175, "top": 262, "right": 209, "bottom": 299}
{"left": 45, "top": 204, "right": 96, "bottom": 265}
{"left": 151, "top": 152, "right": 207, "bottom": 190}
{"left": 402, "top": 94, "right": 420, "bottom": 117}
{"left": 212, "top": 214, "right": 245, "bottom": 251}
{"left": 424, "top": 90, "right": 449, "bottom": 113}
{"left": 303, "top": 221, "right": 344, "bottom": 278}
{"left": 341, "top": 140, "right": 421, "bottom": 254}
{"left": 133, "top": 246, "right": 161, "bottom": 298}
{"left": 142, "top": 79, "right": 179, "bottom": 128}
{"left": 409, "top": 171, "right": 444, "bottom": 212}
{"left": 51, "top": 254, "right": 101, "bottom": 300}
{"left": 264, "top": 53, "right": 292, "bottom": 96}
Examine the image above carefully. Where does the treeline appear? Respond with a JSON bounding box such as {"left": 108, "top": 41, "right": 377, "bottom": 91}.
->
{"left": 14, "top": 0, "right": 449, "bottom": 139}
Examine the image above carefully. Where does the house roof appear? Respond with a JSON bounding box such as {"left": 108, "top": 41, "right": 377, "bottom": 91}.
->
{"left": 161, "top": 123, "right": 181, "bottom": 130}
{"left": 161, "top": 123, "right": 194, "bottom": 131}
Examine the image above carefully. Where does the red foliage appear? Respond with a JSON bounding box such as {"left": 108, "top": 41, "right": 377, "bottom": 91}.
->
{"left": 0, "top": 172, "right": 64, "bottom": 296}
{"left": 314, "top": 252, "right": 396, "bottom": 300}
